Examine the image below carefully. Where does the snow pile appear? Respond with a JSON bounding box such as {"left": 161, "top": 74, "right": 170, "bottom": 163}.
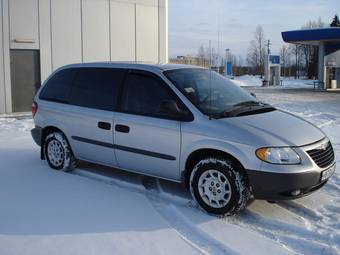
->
{"left": 0, "top": 117, "right": 33, "bottom": 132}
{"left": 233, "top": 75, "right": 317, "bottom": 89}
{"left": 0, "top": 88, "right": 339, "bottom": 255}
{"left": 232, "top": 75, "right": 262, "bottom": 87}
{"left": 280, "top": 78, "right": 316, "bottom": 89}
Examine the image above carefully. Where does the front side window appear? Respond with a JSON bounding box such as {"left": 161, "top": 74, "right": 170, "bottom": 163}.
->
{"left": 39, "top": 68, "right": 76, "bottom": 103}
{"left": 68, "top": 68, "right": 125, "bottom": 111}
{"left": 165, "top": 68, "right": 274, "bottom": 118}
{"left": 121, "top": 72, "right": 180, "bottom": 119}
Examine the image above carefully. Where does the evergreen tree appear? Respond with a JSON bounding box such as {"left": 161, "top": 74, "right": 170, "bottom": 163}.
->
{"left": 330, "top": 14, "right": 340, "bottom": 27}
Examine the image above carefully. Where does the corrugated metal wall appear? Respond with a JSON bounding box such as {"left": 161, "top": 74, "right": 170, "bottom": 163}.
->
{"left": 0, "top": 0, "right": 168, "bottom": 114}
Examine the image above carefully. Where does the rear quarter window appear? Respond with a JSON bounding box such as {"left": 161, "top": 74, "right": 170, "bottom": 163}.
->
{"left": 39, "top": 68, "right": 76, "bottom": 103}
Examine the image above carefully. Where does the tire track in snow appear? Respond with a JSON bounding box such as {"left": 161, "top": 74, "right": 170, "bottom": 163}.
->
{"left": 275, "top": 201, "right": 323, "bottom": 222}
{"left": 275, "top": 200, "right": 340, "bottom": 245}
{"left": 230, "top": 210, "right": 339, "bottom": 255}
{"left": 72, "top": 170, "right": 239, "bottom": 255}
{"left": 71, "top": 169, "right": 339, "bottom": 255}
{"left": 142, "top": 177, "right": 240, "bottom": 255}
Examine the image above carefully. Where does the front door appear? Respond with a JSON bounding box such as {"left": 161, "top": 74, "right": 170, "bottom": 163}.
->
{"left": 114, "top": 71, "right": 181, "bottom": 180}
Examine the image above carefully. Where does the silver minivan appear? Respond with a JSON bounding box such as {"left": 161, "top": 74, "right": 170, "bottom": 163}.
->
{"left": 31, "top": 63, "right": 336, "bottom": 215}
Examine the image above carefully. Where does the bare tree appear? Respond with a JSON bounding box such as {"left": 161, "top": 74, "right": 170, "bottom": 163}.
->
{"left": 197, "top": 45, "right": 206, "bottom": 67}
{"left": 247, "top": 40, "right": 259, "bottom": 74}
{"left": 211, "top": 47, "right": 218, "bottom": 66}
{"left": 280, "top": 44, "right": 291, "bottom": 77}
{"left": 231, "top": 55, "right": 243, "bottom": 67}
{"left": 303, "top": 17, "right": 325, "bottom": 29}
{"left": 300, "top": 18, "right": 325, "bottom": 78}
{"left": 330, "top": 14, "right": 340, "bottom": 27}
{"left": 247, "top": 25, "right": 266, "bottom": 77}
{"left": 237, "top": 55, "right": 244, "bottom": 67}
{"left": 289, "top": 44, "right": 305, "bottom": 79}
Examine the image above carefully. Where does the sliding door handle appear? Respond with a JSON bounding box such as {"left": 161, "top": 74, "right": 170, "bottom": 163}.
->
{"left": 98, "top": 122, "right": 111, "bottom": 130}
{"left": 115, "top": 124, "right": 130, "bottom": 133}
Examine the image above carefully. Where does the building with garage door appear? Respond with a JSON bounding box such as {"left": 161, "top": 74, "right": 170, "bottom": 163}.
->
{"left": 0, "top": 0, "right": 168, "bottom": 114}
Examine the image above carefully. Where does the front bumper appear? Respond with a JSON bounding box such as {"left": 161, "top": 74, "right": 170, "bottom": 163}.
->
{"left": 31, "top": 126, "right": 42, "bottom": 146}
{"left": 246, "top": 163, "right": 336, "bottom": 200}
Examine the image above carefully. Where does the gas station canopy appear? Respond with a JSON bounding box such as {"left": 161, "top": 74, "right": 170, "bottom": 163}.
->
{"left": 282, "top": 27, "right": 340, "bottom": 90}
{"left": 282, "top": 27, "right": 340, "bottom": 45}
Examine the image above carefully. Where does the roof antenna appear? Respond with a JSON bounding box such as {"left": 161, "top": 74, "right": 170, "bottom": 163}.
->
{"left": 209, "top": 40, "right": 213, "bottom": 120}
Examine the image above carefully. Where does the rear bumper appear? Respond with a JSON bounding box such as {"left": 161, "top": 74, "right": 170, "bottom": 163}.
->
{"left": 31, "top": 126, "right": 42, "bottom": 146}
{"left": 246, "top": 163, "right": 335, "bottom": 200}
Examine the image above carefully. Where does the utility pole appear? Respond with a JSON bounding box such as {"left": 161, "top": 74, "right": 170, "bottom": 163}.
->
{"left": 209, "top": 40, "right": 212, "bottom": 69}
{"left": 266, "top": 40, "right": 271, "bottom": 55}
{"left": 264, "top": 40, "right": 271, "bottom": 80}
{"left": 216, "top": 0, "right": 222, "bottom": 73}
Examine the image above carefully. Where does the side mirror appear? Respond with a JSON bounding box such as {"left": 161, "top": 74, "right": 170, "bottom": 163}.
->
{"left": 160, "top": 100, "right": 193, "bottom": 121}
{"left": 250, "top": 92, "right": 257, "bottom": 98}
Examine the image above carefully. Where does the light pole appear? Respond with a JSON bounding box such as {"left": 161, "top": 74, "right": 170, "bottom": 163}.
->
{"left": 225, "top": 49, "right": 232, "bottom": 77}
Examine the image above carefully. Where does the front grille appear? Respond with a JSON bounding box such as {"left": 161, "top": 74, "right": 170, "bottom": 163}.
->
{"left": 307, "top": 142, "right": 335, "bottom": 168}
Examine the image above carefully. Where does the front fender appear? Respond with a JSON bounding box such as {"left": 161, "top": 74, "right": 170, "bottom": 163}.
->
{"left": 180, "top": 137, "right": 261, "bottom": 176}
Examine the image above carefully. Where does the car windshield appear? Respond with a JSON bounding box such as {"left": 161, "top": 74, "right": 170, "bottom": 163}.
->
{"left": 164, "top": 68, "right": 261, "bottom": 118}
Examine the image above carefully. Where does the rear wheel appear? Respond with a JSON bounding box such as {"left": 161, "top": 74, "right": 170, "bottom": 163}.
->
{"left": 190, "top": 157, "right": 250, "bottom": 216}
{"left": 44, "top": 131, "right": 76, "bottom": 171}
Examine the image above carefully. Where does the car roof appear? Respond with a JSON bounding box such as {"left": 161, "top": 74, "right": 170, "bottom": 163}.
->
{"left": 59, "top": 62, "right": 204, "bottom": 73}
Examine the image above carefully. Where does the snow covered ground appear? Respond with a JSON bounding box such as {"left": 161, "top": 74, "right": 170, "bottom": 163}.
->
{"left": 0, "top": 84, "right": 339, "bottom": 255}
{"left": 233, "top": 75, "right": 316, "bottom": 89}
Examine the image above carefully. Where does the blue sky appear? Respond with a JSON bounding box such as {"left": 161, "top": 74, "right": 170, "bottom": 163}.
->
{"left": 169, "top": 0, "right": 340, "bottom": 61}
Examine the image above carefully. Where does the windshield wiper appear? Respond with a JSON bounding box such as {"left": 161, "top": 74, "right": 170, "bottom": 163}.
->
{"left": 220, "top": 103, "right": 275, "bottom": 118}
{"left": 233, "top": 100, "right": 262, "bottom": 107}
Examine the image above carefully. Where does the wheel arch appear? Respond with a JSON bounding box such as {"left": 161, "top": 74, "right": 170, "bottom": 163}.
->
{"left": 182, "top": 148, "right": 248, "bottom": 188}
{"left": 40, "top": 126, "right": 68, "bottom": 160}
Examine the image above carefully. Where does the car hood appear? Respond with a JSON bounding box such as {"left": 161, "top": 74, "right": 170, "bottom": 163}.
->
{"left": 218, "top": 110, "right": 325, "bottom": 147}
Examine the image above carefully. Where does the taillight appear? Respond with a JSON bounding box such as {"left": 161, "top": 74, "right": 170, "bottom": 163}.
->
{"left": 32, "top": 102, "right": 38, "bottom": 117}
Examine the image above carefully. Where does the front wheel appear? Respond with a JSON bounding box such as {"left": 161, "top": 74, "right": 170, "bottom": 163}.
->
{"left": 44, "top": 131, "right": 77, "bottom": 171}
{"left": 190, "top": 158, "right": 250, "bottom": 216}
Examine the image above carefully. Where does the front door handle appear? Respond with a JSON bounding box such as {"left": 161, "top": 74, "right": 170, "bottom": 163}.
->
{"left": 98, "top": 122, "right": 111, "bottom": 130}
{"left": 115, "top": 124, "right": 130, "bottom": 133}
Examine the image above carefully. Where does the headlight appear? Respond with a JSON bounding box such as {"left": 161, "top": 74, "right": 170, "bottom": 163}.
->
{"left": 256, "top": 147, "right": 301, "bottom": 165}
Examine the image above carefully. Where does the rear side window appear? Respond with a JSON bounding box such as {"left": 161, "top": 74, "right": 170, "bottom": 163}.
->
{"left": 39, "top": 68, "right": 76, "bottom": 103}
{"left": 68, "top": 68, "right": 125, "bottom": 111}
{"left": 121, "top": 72, "right": 179, "bottom": 119}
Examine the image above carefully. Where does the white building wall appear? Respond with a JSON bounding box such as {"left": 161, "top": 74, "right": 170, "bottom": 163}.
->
{"left": 51, "top": 0, "right": 82, "bottom": 70}
{"left": 9, "top": 0, "right": 39, "bottom": 50}
{"left": 0, "top": 0, "right": 168, "bottom": 114}
{"left": 0, "top": 0, "right": 5, "bottom": 114}
{"left": 38, "top": 0, "right": 52, "bottom": 82}
{"left": 110, "top": 1, "right": 136, "bottom": 61}
{"left": 82, "top": 0, "right": 110, "bottom": 62}
{"left": 2, "top": 0, "right": 12, "bottom": 113}
{"left": 158, "top": 0, "right": 168, "bottom": 63}
{"left": 136, "top": 4, "right": 159, "bottom": 62}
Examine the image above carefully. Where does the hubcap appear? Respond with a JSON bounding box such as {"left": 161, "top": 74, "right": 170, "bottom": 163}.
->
{"left": 198, "top": 170, "right": 232, "bottom": 208}
{"left": 47, "top": 140, "right": 64, "bottom": 167}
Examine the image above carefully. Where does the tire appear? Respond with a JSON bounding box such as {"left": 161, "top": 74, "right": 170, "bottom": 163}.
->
{"left": 44, "top": 131, "right": 77, "bottom": 171}
{"left": 189, "top": 157, "right": 250, "bottom": 216}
